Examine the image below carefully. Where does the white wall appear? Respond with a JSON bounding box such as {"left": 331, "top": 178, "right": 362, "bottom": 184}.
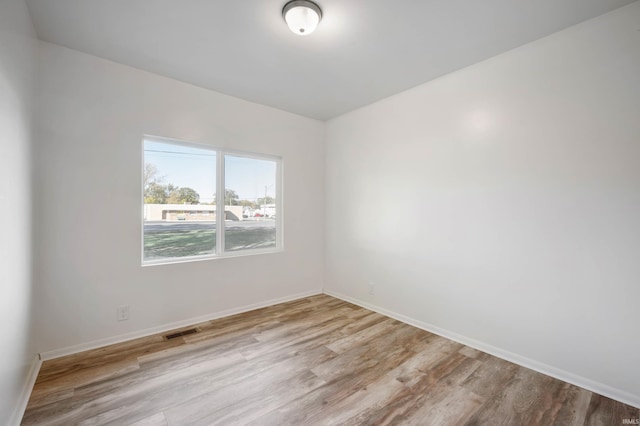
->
{"left": 326, "top": 2, "right": 640, "bottom": 407}
{"left": 34, "top": 42, "right": 325, "bottom": 354}
{"left": 0, "top": 0, "right": 39, "bottom": 423}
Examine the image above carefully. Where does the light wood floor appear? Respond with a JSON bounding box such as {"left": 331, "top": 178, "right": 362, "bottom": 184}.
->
{"left": 23, "top": 295, "right": 638, "bottom": 425}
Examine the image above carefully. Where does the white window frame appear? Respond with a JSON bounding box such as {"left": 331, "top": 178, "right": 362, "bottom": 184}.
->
{"left": 142, "top": 135, "right": 283, "bottom": 266}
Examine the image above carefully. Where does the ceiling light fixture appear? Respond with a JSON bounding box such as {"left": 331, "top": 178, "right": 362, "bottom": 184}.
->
{"left": 282, "top": 0, "right": 322, "bottom": 36}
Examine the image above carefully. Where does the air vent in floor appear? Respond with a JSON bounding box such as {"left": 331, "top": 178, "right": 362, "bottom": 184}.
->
{"left": 163, "top": 327, "right": 199, "bottom": 340}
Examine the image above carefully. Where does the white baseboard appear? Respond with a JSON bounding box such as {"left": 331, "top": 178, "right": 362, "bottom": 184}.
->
{"left": 9, "top": 354, "right": 42, "bottom": 426}
{"left": 323, "top": 289, "right": 640, "bottom": 410}
{"left": 40, "top": 289, "right": 323, "bottom": 361}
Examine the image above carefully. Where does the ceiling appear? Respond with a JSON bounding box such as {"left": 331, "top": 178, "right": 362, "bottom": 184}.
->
{"left": 26, "top": 0, "right": 636, "bottom": 121}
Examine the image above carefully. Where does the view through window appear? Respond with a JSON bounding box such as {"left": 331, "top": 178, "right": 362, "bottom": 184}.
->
{"left": 224, "top": 155, "right": 277, "bottom": 252}
{"left": 143, "top": 138, "right": 281, "bottom": 264}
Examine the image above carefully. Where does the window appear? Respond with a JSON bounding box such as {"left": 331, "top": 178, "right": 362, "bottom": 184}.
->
{"left": 142, "top": 137, "right": 282, "bottom": 264}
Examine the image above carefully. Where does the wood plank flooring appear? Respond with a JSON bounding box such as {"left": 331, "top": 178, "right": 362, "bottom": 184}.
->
{"left": 22, "top": 295, "right": 639, "bottom": 425}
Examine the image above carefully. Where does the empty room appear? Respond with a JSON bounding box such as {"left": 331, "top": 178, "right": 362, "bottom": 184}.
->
{"left": 1, "top": 0, "right": 639, "bottom": 424}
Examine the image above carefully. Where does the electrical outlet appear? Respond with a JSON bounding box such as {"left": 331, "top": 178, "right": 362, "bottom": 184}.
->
{"left": 117, "top": 305, "right": 130, "bottom": 321}
{"left": 368, "top": 282, "right": 376, "bottom": 296}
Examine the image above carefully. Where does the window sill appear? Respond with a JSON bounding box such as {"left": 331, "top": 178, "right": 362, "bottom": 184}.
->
{"left": 141, "top": 247, "right": 284, "bottom": 267}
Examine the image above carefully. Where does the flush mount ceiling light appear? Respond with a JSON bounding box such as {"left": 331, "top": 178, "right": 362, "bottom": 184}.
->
{"left": 282, "top": 0, "right": 322, "bottom": 36}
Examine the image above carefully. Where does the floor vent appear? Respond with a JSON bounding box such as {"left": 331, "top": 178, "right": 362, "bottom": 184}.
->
{"left": 164, "top": 328, "right": 199, "bottom": 340}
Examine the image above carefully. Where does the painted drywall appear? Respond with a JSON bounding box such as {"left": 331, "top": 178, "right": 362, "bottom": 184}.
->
{"left": 0, "top": 0, "right": 39, "bottom": 423}
{"left": 34, "top": 42, "right": 325, "bottom": 353}
{"left": 325, "top": 2, "right": 640, "bottom": 406}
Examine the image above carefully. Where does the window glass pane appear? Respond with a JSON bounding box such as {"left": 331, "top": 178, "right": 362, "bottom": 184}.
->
{"left": 143, "top": 140, "right": 216, "bottom": 261}
{"left": 224, "top": 155, "right": 277, "bottom": 252}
